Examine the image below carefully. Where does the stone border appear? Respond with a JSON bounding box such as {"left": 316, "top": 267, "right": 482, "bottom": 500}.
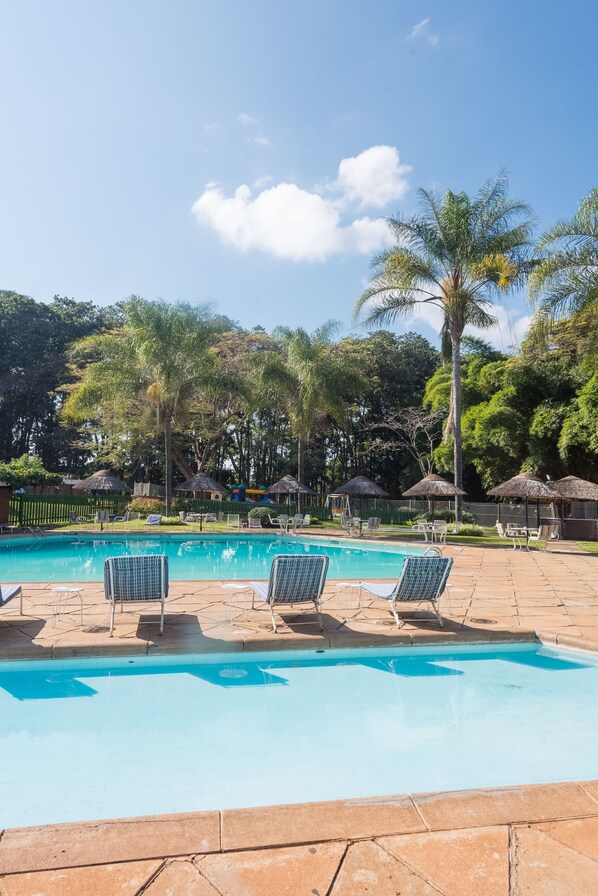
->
{"left": 2, "top": 780, "right": 598, "bottom": 874}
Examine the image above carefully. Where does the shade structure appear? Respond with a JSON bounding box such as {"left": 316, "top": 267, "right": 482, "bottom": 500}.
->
{"left": 267, "top": 474, "right": 316, "bottom": 496}
{"left": 402, "top": 474, "right": 466, "bottom": 499}
{"left": 553, "top": 475, "right": 598, "bottom": 502}
{"left": 333, "top": 476, "right": 389, "bottom": 498}
{"left": 487, "top": 472, "right": 556, "bottom": 530}
{"left": 74, "top": 470, "right": 131, "bottom": 493}
{"left": 175, "top": 473, "right": 227, "bottom": 493}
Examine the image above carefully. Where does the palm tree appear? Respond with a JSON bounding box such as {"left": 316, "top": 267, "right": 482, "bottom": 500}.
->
{"left": 530, "top": 187, "right": 598, "bottom": 318}
{"left": 63, "top": 298, "right": 219, "bottom": 514}
{"left": 259, "top": 322, "right": 363, "bottom": 492}
{"left": 354, "top": 174, "right": 534, "bottom": 520}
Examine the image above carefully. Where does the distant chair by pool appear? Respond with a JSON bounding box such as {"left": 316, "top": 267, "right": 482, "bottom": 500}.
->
{"left": 104, "top": 555, "right": 169, "bottom": 636}
{"left": 144, "top": 514, "right": 162, "bottom": 526}
{"left": 247, "top": 517, "right": 263, "bottom": 530}
{"left": 359, "top": 556, "right": 453, "bottom": 629}
{"left": 0, "top": 584, "right": 23, "bottom": 615}
{"left": 249, "top": 554, "right": 329, "bottom": 632}
{"left": 227, "top": 513, "right": 240, "bottom": 530}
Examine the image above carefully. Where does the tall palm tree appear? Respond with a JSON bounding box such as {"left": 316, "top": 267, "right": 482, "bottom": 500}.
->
{"left": 259, "top": 322, "right": 363, "bottom": 491}
{"left": 63, "top": 298, "right": 219, "bottom": 514}
{"left": 530, "top": 187, "right": 598, "bottom": 318}
{"left": 354, "top": 174, "right": 534, "bottom": 519}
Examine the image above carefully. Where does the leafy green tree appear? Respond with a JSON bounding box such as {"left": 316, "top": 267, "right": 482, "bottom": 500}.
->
{"left": 530, "top": 187, "right": 598, "bottom": 317}
{"left": 258, "top": 323, "right": 363, "bottom": 486}
{"left": 0, "top": 454, "right": 62, "bottom": 488}
{"left": 63, "top": 298, "right": 223, "bottom": 513}
{"left": 354, "top": 174, "right": 534, "bottom": 518}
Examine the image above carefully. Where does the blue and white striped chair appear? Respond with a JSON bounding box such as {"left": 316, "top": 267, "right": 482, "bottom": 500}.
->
{"left": 104, "top": 555, "right": 169, "bottom": 636}
{"left": 250, "top": 554, "right": 329, "bottom": 633}
{"left": 359, "top": 556, "right": 453, "bottom": 628}
{"left": 0, "top": 585, "right": 23, "bottom": 615}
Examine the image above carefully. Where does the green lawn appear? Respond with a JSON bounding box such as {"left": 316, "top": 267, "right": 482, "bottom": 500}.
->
{"left": 577, "top": 541, "right": 598, "bottom": 553}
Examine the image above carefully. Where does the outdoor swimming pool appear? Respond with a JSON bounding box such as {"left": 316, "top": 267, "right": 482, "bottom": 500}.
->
{"left": 1, "top": 642, "right": 598, "bottom": 829}
{"left": 0, "top": 533, "right": 423, "bottom": 582}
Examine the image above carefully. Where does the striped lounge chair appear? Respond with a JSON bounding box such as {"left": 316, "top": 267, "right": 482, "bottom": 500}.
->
{"left": 359, "top": 556, "right": 453, "bottom": 629}
{"left": 104, "top": 555, "right": 169, "bottom": 636}
{"left": 0, "top": 585, "right": 23, "bottom": 615}
{"left": 250, "top": 554, "right": 329, "bottom": 633}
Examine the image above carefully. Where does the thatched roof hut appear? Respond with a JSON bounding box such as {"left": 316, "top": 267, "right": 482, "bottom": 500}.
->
{"left": 333, "top": 475, "right": 389, "bottom": 497}
{"left": 487, "top": 472, "right": 555, "bottom": 500}
{"left": 74, "top": 470, "right": 132, "bottom": 493}
{"left": 402, "top": 474, "right": 466, "bottom": 498}
{"left": 267, "top": 474, "right": 316, "bottom": 496}
{"left": 553, "top": 475, "right": 598, "bottom": 502}
{"left": 176, "top": 473, "right": 227, "bottom": 494}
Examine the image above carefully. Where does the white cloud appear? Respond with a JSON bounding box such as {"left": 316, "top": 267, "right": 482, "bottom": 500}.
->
{"left": 335, "top": 146, "right": 411, "bottom": 208}
{"left": 407, "top": 17, "right": 439, "bottom": 46}
{"left": 246, "top": 135, "right": 270, "bottom": 147}
{"left": 204, "top": 123, "right": 221, "bottom": 134}
{"left": 191, "top": 145, "right": 409, "bottom": 262}
{"left": 238, "top": 112, "right": 259, "bottom": 126}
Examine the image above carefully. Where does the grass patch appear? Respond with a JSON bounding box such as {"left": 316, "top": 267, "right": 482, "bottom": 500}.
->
{"left": 577, "top": 541, "right": 598, "bottom": 553}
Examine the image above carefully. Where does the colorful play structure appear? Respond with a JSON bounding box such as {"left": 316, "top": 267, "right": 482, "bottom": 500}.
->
{"left": 229, "top": 484, "right": 274, "bottom": 504}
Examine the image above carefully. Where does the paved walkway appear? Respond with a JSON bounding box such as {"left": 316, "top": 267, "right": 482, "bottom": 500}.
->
{"left": 1, "top": 540, "right": 597, "bottom": 893}
{"left": 1, "top": 542, "right": 597, "bottom": 656}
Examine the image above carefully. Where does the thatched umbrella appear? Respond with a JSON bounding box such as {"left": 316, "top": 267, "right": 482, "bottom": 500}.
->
{"left": 74, "top": 470, "right": 132, "bottom": 493}
{"left": 267, "top": 474, "right": 316, "bottom": 513}
{"left": 552, "top": 475, "right": 598, "bottom": 535}
{"left": 402, "top": 474, "right": 466, "bottom": 520}
{"left": 487, "top": 472, "right": 556, "bottom": 530}
{"left": 553, "top": 475, "right": 598, "bottom": 502}
{"left": 332, "top": 475, "right": 389, "bottom": 517}
{"left": 176, "top": 473, "right": 227, "bottom": 495}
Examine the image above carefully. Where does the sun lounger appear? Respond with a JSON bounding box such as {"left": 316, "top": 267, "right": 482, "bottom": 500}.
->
{"left": 0, "top": 585, "right": 23, "bottom": 615}
{"left": 359, "top": 556, "right": 452, "bottom": 628}
{"left": 104, "top": 555, "right": 168, "bottom": 636}
{"left": 249, "top": 554, "right": 329, "bottom": 632}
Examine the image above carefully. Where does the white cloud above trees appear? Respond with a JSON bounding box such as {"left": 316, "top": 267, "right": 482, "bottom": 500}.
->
{"left": 191, "top": 145, "right": 410, "bottom": 261}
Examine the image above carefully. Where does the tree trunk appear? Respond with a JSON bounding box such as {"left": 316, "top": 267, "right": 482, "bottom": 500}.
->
{"left": 451, "top": 331, "right": 463, "bottom": 522}
{"left": 164, "top": 416, "right": 173, "bottom": 515}
{"left": 297, "top": 435, "right": 306, "bottom": 512}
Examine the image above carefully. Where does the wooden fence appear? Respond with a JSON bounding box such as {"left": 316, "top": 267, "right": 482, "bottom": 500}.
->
{"left": 9, "top": 494, "right": 129, "bottom": 527}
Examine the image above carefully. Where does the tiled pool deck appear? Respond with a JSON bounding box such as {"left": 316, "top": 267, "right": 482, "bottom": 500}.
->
{"left": 1, "top": 539, "right": 598, "bottom": 893}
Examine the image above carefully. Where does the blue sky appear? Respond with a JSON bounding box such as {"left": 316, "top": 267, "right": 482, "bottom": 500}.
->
{"left": 1, "top": 0, "right": 596, "bottom": 350}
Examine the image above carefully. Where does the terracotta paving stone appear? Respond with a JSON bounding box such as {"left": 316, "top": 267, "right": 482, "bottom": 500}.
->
{"left": 538, "top": 816, "right": 598, "bottom": 861}
{"left": 199, "top": 842, "right": 345, "bottom": 896}
{"left": 412, "top": 783, "right": 598, "bottom": 831}
{"left": 143, "top": 860, "right": 221, "bottom": 895}
{"left": 0, "top": 812, "right": 220, "bottom": 874}
{"left": 0, "top": 859, "right": 162, "bottom": 896}
{"left": 330, "top": 840, "right": 440, "bottom": 895}
{"left": 378, "top": 825, "right": 509, "bottom": 896}
{"left": 580, "top": 780, "right": 598, "bottom": 804}
{"left": 512, "top": 825, "right": 598, "bottom": 894}
{"left": 220, "top": 795, "right": 426, "bottom": 850}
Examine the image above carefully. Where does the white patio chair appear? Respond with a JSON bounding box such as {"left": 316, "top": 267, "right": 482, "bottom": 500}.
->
{"left": 227, "top": 513, "right": 240, "bottom": 530}
{"left": 364, "top": 517, "right": 381, "bottom": 537}
{"left": 269, "top": 513, "right": 289, "bottom": 533}
{"left": 144, "top": 514, "right": 162, "bottom": 526}
{"left": 359, "top": 556, "right": 453, "bottom": 628}
{"left": 249, "top": 554, "right": 329, "bottom": 632}
{"left": 495, "top": 521, "right": 523, "bottom": 549}
{"left": 248, "top": 516, "right": 263, "bottom": 529}
{"left": 432, "top": 520, "right": 448, "bottom": 544}
{"left": 104, "top": 554, "right": 169, "bottom": 636}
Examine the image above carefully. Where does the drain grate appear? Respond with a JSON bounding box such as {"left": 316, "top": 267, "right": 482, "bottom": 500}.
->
{"left": 219, "top": 668, "right": 248, "bottom": 679}
{"left": 469, "top": 618, "right": 496, "bottom": 625}
{"left": 82, "top": 625, "right": 110, "bottom": 634}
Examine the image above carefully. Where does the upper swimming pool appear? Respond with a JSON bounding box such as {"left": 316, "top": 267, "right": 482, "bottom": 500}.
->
{"left": 0, "top": 533, "right": 424, "bottom": 582}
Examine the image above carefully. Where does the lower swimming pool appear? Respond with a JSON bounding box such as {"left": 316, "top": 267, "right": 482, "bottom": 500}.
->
{"left": 0, "top": 533, "right": 423, "bottom": 582}
{"left": 1, "top": 642, "right": 598, "bottom": 829}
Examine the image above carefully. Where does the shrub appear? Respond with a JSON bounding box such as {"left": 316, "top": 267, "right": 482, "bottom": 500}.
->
{"left": 248, "top": 506, "right": 276, "bottom": 526}
{"left": 454, "top": 523, "right": 485, "bottom": 537}
{"left": 0, "top": 454, "right": 62, "bottom": 488}
{"left": 128, "top": 497, "right": 166, "bottom": 515}
{"left": 161, "top": 516, "right": 185, "bottom": 526}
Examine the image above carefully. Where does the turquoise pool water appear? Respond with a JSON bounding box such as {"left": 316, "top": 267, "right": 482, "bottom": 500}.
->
{"left": 0, "top": 534, "right": 423, "bottom": 582}
{"left": 1, "top": 643, "right": 598, "bottom": 828}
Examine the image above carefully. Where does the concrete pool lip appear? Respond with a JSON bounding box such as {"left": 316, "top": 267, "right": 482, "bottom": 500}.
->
{"left": 1, "top": 779, "right": 598, "bottom": 875}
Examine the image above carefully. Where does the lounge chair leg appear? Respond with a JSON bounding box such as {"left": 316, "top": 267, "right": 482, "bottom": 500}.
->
{"left": 110, "top": 602, "right": 115, "bottom": 637}
{"left": 432, "top": 599, "right": 444, "bottom": 627}
{"left": 315, "top": 600, "right": 324, "bottom": 632}
{"left": 390, "top": 600, "right": 403, "bottom": 628}
{"left": 269, "top": 602, "right": 277, "bottom": 633}
{"left": 160, "top": 599, "right": 164, "bottom": 634}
